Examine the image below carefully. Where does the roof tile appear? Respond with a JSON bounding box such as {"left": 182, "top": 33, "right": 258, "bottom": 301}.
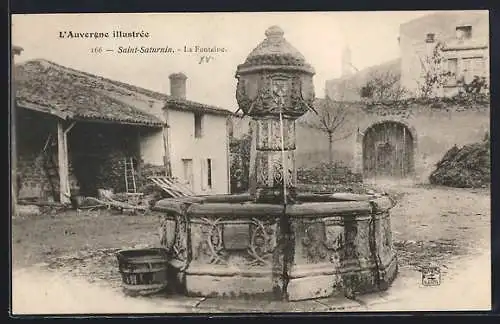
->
{"left": 15, "top": 59, "right": 232, "bottom": 127}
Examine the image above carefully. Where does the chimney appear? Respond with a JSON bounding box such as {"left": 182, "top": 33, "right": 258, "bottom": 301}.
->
{"left": 169, "top": 73, "right": 187, "bottom": 100}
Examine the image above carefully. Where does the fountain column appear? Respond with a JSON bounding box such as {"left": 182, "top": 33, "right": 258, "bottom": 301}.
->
{"left": 235, "top": 26, "right": 316, "bottom": 204}
{"left": 253, "top": 116, "right": 296, "bottom": 203}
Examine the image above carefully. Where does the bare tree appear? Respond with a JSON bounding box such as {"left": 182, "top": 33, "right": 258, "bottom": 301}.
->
{"left": 359, "top": 70, "right": 408, "bottom": 102}
{"left": 300, "top": 96, "right": 353, "bottom": 163}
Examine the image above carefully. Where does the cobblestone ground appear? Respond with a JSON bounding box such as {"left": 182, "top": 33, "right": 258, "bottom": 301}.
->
{"left": 11, "top": 184, "right": 491, "bottom": 314}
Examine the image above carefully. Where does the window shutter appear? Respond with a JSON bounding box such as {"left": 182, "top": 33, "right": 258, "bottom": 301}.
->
{"left": 200, "top": 158, "right": 206, "bottom": 190}
{"left": 207, "top": 158, "right": 213, "bottom": 189}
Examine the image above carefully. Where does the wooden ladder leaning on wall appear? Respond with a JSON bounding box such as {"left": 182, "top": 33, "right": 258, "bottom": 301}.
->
{"left": 40, "top": 134, "right": 59, "bottom": 202}
{"left": 124, "top": 157, "right": 137, "bottom": 194}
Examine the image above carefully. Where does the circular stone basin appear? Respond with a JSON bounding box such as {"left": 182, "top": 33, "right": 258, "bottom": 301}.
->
{"left": 153, "top": 192, "right": 398, "bottom": 301}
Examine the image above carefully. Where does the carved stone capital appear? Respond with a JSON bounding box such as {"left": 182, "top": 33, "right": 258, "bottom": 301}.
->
{"left": 236, "top": 72, "right": 315, "bottom": 119}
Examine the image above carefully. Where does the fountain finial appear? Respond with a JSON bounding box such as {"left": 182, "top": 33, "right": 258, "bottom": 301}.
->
{"left": 265, "top": 25, "right": 285, "bottom": 40}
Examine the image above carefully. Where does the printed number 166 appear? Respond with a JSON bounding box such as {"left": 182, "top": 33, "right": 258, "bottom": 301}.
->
{"left": 91, "top": 47, "right": 103, "bottom": 54}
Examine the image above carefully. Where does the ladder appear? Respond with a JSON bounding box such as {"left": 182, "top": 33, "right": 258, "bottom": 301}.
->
{"left": 124, "top": 157, "right": 137, "bottom": 193}
{"left": 41, "top": 134, "right": 59, "bottom": 201}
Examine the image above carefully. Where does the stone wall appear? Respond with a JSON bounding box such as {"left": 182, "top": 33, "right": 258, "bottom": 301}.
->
{"left": 17, "top": 140, "right": 79, "bottom": 201}
{"left": 231, "top": 98, "right": 490, "bottom": 183}
{"left": 16, "top": 109, "right": 79, "bottom": 201}
{"left": 295, "top": 98, "right": 490, "bottom": 182}
{"left": 297, "top": 162, "right": 362, "bottom": 185}
{"left": 17, "top": 150, "right": 52, "bottom": 200}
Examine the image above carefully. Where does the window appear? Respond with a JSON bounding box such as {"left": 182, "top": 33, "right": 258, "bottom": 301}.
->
{"left": 194, "top": 113, "right": 203, "bottom": 138}
{"left": 425, "top": 33, "right": 435, "bottom": 43}
{"left": 461, "top": 57, "right": 485, "bottom": 83}
{"left": 447, "top": 58, "right": 458, "bottom": 81}
{"left": 462, "top": 58, "right": 473, "bottom": 78}
{"left": 207, "top": 158, "right": 212, "bottom": 189}
{"left": 474, "top": 57, "right": 487, "bottom": 77}
{"left": 456, "top": 25, "right": 472, "bottom": 40}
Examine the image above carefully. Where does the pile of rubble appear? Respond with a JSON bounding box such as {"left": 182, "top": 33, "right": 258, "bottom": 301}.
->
{"left": 429, "top": 138, "right": 490, "bottom": 188}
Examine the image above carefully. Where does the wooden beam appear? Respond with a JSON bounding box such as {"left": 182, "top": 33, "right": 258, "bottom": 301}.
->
{"left": 57, "top": 122, "right": 70, "bottom": 204}
{"left": 162, "top": 125, "right": 172, "bottom": 177}
{"left": 63, "top": 121, "right": 75, "bottom": 198}
{"left": 162, "top": 106, "right": 172, "bottom": 177}
{"left": 71, "top": 117, "right": 162, "bottom": 128}
{"left": 64, "top": 121, "right": 76, "bottom": 135}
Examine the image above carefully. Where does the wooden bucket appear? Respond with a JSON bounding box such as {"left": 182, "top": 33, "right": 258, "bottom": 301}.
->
{"left": 116, "top": 248, "right": 169, "bottom": 296}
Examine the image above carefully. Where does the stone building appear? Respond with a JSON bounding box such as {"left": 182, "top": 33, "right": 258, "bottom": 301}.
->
{"left": 305, "top": 11, "right": 490, "bottom": 183}
{"left": 399, "top": 10, "right": 489, "bottom": 97}
{"left": 14, "top": 59, "right": 232, "bottom": 203}
{"left": 326, "top": 11, "right": 489, "bottom": 101}
{"left": 325, "top": 58, "right": 401, "bottom": 102}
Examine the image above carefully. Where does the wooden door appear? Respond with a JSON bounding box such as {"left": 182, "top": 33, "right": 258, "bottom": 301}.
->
{"left": 376, "top": 142, "right": 395, "bottom": 177}
{"left": 363, "top": 121, "right": 414, "bottom": 178}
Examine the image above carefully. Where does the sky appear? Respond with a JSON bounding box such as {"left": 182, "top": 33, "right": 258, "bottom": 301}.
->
{"left": 12, "top": 11, "right": 439, "bottom": 111}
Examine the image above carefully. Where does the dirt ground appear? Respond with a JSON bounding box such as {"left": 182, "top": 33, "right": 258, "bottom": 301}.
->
{"left": 11, "top": 183, "right": 491, "bottom": 314}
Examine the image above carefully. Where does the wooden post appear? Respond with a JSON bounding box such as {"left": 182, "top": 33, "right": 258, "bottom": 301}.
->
{"left": 11, "top": 46, "right": 23, "bottom": 218}
{"left": 162, "top": 105, "right": 172, "bottom": 177}
{"left": 57, "top": 121, "right": 70, "bottom": 204}
{"left": 162, "top": 125, "right": 172, "bottom": 177}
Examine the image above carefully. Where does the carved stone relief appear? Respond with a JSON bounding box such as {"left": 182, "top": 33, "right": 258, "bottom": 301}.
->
{"left": 343, "top": 221, "right": 358, "bottom": 260}
{"left": 255, "top": 151, "right": 294, "bottom": 188}
{"left": 190, "top": 217, "right": 278, "bottom": 268}
{"left": 195, "top": 218, "right": 227, "bottom": 265}
{"left": 236, "top": 72, "right": 314, "bottom": 118}
{"left": 172, "top": 214, "right": 188, "bottom": 263}
{"left": 247, "top": 218, "right": 278, "bottom": 267}
{"left": 353, "top": 220, "right": 371, "bottom": 261}
{"left": 302, "top": 222, "right": 344, "bottom": 264}
{"left": 256, "top": 118, "right": 296, "bottom": 151}
{"left": 378, "top": 214, "right": 394, "bottom": 264}
{"left": 159, "top": 214, "right": 176, "bottom": 249}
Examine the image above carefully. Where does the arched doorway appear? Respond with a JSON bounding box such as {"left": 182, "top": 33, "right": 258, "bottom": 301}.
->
{"left": 362, "top": 121, "right": 415, "bottom": 178}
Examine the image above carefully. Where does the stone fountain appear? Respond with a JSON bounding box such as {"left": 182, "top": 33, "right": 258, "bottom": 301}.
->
{"left": 154, "top": 26, "right": 398, "bottom": 301}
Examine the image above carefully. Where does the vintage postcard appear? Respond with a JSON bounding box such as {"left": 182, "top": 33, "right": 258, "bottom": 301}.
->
{"left": 10, "top": 11, "right": 491, "bottom": 314}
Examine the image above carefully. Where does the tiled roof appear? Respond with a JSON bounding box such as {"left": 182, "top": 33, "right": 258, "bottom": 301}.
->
{"left": 15, "top": 60, "right": 164, "bottom": 127}
{"left": 165, "top": 98, "right": 233, "bottom": 116}
{"left": 15, "top": 59, "right": 233, "bottom": 126}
